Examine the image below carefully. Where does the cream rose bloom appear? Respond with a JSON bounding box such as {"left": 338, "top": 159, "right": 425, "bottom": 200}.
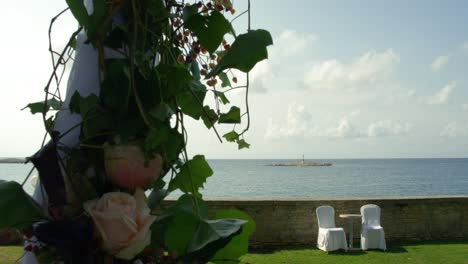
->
{"left": 84, "top": 189, "right": 156, "bottom": 260}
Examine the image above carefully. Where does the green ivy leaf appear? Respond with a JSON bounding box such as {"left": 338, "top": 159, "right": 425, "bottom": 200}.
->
{"left": 88, "top": 0, "right": 107, "bottom": 37}
{"left": 64, "top": 149, "right": 99, "bottom": 201}
{"left": 82, "top": 109, "right": 113, "bottom": 140}
{"left": 69, "top": 91, "right": 82, "bottom": 114}
{"left": 185, "top": 219, "right": 245, "bottom": 263}
{"left": 237, "top": 139, "right": 250, "bottom": 150}
{"left": 215, "top": 50, "right": 227, "bottom": 60}
{"left": 114, "top": 115, "right": 146, "bottom": 140}
{"left": 151, "top": 213, "right": 172, "bottom": 248}
{"left": 163, "top": 194, "right": 209, "bottom": 254}
{"left": 100, "top": 59, "right": 131, "bottom": 116}
{"left": 201, "top": 106, "right": 218, "bottom": 129}
{"left": 213, "top": 91, "right": 230, "bottom": 105}
{"left": 218, "top": 72, "right": 231, "bottom": 88}
{"left": 145, "top": 125, "right": 170, "bottom": 150}
{"left": 70, "top": 36, "right": 77, "bottom": 50}
{"left": 170, "top": 194, "right": 209, "bottom": 219}
{"left": 79, "top": 94, "right": 100, "bottom": 116}
{"left": 47, "top": 99, "right": 62, "bottom": 110}
{"left": 163, "top": 65, "right": 193, "bottom": 95}
{"left": 183, "top": 7, "right": 232, "bottom": 54}
{"left": 149, "top": 103, "right": 175, "bottom": 122}
{"left": 22, "top": 98, "right": 62, "bottom": 115}
{"left": 0, "top": 181, "right": 44, "bottom": 229}
{"left": 190, "top": 60, "right": 201, "bottom": 81}
{"left": 165, "top": 210, "right": 199, "bottom": 255}
{"left": 188, "top": 219, "right": 246, "bottom": 253}
{"left": 222, "top": 131, "right": 239, "bottom": 142}
{"left": 211, "top": 210, "right": 256, "bottom": 264}
{"left": 45, "top": 116, "right": 56, "bottom": 132}
{"left": 144, "top": 125, "right": 183, "bottom": 162}
{"left": 147, "top": 188, "right": 168, "bottom": 210}
{"left": 149, "top": 0, "right": 169, "bottom": 20}
{"left": 77, "top": 95, "right": 112, "bottom": 139}
{"left": 65, "top": 0, "right": 90, "bottom": 28}
{"left": 218, "top": 106, "right": 241, "bottom": 124}
{"left": 160, "top": 129, "right": 184, "bottom": 162}
{"left": 207, "top": 29, "right": 273, "bottom": 78}
{"left": 168, "top": 155, "right": 213, "bottom": 194}
{"left": 177, "top": 81, "right": 207, "bottom": 120}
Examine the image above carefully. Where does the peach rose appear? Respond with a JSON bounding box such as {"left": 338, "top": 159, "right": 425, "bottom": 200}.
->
{"left": 104, "top": 144, "right": 163, "bottom": 190}
{"left": 83, "top": 189, "right": 156, "bottom": 260}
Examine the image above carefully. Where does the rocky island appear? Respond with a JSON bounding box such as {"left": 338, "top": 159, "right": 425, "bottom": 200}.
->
{"left": 0, "top": 158, "right": 26, "bottom": 164}
{"left": 268, "top": 161, "right": 332, "bottom": 167}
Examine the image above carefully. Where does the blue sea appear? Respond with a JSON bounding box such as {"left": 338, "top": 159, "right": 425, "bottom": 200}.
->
{"left": 1, "top": 159, "right": 468, "bottom": 199}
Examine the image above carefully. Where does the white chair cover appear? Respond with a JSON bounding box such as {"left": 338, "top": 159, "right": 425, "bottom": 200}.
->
{"left": 360, "top": 204, "right": 386, "bottom": 251}
{"left": 316, "top": 205, "right": 348, "bottom": 252}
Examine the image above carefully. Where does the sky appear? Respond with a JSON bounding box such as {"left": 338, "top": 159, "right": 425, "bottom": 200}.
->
{"left": 1, "top": 0, "right": 468, "bottom": 159}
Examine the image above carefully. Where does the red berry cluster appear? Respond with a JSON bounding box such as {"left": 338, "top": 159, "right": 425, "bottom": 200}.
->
{"left": 203, "top": 0, "right": 236, "bottom": 15}
{"left": 172, "top": 1, "right": 239, "bottom": 88}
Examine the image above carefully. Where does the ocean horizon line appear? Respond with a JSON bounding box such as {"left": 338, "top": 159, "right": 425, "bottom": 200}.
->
{"left": 2, "top": 157, "right": 468, "bottom": 164}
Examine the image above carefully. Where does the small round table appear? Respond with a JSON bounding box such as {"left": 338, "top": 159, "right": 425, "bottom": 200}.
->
{"left": 339, "top": 214, "right": 362, "bottom": 250}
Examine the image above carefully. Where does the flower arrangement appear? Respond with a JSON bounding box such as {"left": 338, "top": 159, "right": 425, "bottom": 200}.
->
{"left": 0, "top": 0, "right": 272, "bottom": 263}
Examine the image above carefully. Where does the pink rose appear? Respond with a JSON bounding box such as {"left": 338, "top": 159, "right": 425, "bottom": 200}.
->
{"left": 83, "top": 189, "right": 157, "bottom": 260}
{"left": 104, "top": 144, "right": 163, "bottom": 189}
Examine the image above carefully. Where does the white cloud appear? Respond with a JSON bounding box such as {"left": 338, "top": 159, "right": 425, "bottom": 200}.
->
{"left": 265, "top": 102, "right": 317, "bottom": 139}
{"left": 246, "top": 30, "right": 317, "bottom": 93}
{"left": 441, "top": 122, "right": 458, "bottom": 137}
{"left": 248, "top": 60, "right": 273, "bottom": 93}
{"left": 266, "top": 105, "right": 415, "bottom": 140}
{"left": 275, "top": 30, "right": 317, "bottom": 57}
{"left": 462, "top": 42, "right": 468, "bottom": 52}
{"left": 440, "top": 122, "right": 468, "bottom": 138}
{"left": 265, "top": 106, "right": 364, "bottom": 140}
{"left": 462, "top": 104, "right": 468, "bottom": 111}
{"left": 367, "top": 120, "right": 412, "bottom": 137}
{"left": 303, "top": 49, "right": 400, "bottom": 90}
{"left": 430, "top": 55, "right": 450, "bottom": 72}
{"left": 426, "top": 82, "right": 455, "bottom": 105}
{"left": 322, "top": 111, "right": 361, "bottom": 138}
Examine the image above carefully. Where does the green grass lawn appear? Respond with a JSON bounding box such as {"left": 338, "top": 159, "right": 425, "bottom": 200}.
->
{"left": 1, "top": 242, "right": 467, "bottom": 263}
{"left": 0, "top": 246, "right": 22, "bottom": 264}
{"left": 241, "top": 241, "right": 468, "bottom": 264}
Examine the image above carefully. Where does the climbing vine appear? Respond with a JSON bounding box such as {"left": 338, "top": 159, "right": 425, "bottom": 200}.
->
{"left": 3, "top": 0, "right": 272, "bottom": 263}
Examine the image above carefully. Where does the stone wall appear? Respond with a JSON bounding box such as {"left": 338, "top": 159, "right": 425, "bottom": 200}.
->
{"left": 163, "top": 196, "right": 468, "bottom": 248}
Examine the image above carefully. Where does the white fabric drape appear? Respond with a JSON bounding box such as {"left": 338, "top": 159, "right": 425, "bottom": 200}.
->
{"left": 316, "top": 205, "right": 348, "bottom": 252}
{"left": 360, "top": 204, "right": 387, "bottom": 251}
{"left": 22, "top": 28, "right": 104, "bottom": 264}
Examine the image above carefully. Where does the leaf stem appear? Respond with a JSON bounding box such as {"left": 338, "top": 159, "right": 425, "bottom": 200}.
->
{"left": 48, "top": 7, "right": 69, "bottom": 102}
{"left": 180, "top": 118, "right": 200, "bottom": 217}
{"left": 187, "top": 86, "right": 223, "bottom": 143}
{"left": 21, "top": 166, "right": 36, "bottom": 187}
{"left": 43, "top": 27, "right": 83, "bottom": 137}
{"left": 130, "top": 0, "right": 152, "bottom": 128}
{"left": 239, "top": 0, "right": 251, "bottom": 137}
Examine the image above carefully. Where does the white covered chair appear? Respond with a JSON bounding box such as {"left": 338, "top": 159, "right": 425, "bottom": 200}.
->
{"left": 316, "top": 205, "right": 348, "bottom": 252}
{"left": 360, "top": 204, "right": 387, "bottom": 251}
